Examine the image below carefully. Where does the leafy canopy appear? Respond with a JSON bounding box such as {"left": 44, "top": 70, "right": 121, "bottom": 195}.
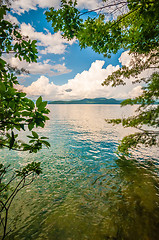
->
{"left": 0, "top": 5, "right": 50, "bottom": 239}
{"left": 45, "top": 0, "right": 159, "bottom": 57}
{"left": 0, "top": 5, "right": 50, "bottom": 153}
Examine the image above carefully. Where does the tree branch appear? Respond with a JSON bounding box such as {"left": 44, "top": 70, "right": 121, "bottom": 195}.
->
{"left": 79, "top": 1, "right": 127, "bottom": 16}
{"left": 110, "top": 7, "right": 139, "bottom": 28}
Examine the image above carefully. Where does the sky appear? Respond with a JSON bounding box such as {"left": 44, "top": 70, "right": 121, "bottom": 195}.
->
{"left": 3, "top": 0, "right": 154, "bottom": 100}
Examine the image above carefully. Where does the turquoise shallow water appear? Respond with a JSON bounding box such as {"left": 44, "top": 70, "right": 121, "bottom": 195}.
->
{"left": 1, "top": 105, "right": 159, "bottom": 240}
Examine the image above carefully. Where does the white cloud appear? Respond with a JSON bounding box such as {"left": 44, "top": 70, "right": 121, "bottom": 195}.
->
{"left": 19, "top": 55, "right": 141, "bottom": 100}
{"left": 119, "top": 51, "right": 131, "bottom": 67}
{"left": 77, "top": 0, "right": 101, "bottom": 9}
{"left": 4, "top": 14, "right": 19, "bottom": 25}
{"left": 61, "top": 61, "right": 119, "bottom": 99}
{"left": 11, "top": 0, "right": 103, "bottom": 14}
{"left": 11, "top": 0, "right": 60, "bottom": 14}
{"left": 3, "top": 55, "right": 71, "bottom": 76}
{"left": 128, "top": 86, "right": 143, "bottom": 98}
{"left": 28, "top": 62, "right": 71, "bottom": 75}
{"left": 35, "top": 0, "right": 60, "bottom": 9}
{"left": 20, "top": 23, "right": 75, "bottom": 54}
{"left": 11, "top": 0, "right": 128, "bottom": 21}
{"left": 21, "top": 51, "right": 159, "bottom": 101}
{"left": 23, "top": 76, "right": 59, "bottom": 96}
{"left": 119, "top": 50, "right": 159, "bottom": 80}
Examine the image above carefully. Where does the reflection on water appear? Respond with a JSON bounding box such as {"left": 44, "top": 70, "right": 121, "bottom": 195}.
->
{"left": 0, "top": 105, "right": 159, "bottom": 240}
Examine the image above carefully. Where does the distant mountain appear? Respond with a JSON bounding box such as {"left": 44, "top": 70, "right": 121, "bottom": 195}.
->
{"left": 48, "top": 98, "right": 122, "bottom": 104}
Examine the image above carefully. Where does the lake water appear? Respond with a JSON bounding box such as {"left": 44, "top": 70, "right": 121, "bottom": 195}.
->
{"left": 1, "top": 105, "right": 159, "bottom": 240}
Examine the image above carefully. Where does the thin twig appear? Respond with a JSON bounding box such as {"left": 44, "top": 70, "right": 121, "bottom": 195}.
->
{"left": 0, "top": 174, "right": 16, "bottom": 193}
{"left": 79, "top": 1, "right": 127, "bottom": 16}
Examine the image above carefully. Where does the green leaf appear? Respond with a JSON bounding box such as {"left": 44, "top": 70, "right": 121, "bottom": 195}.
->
{"left": 19, "top": 92, "right": 26, "bottom": 97}
{"left": 28, "top": 122, "right": 34, "bottom": 131}
{"left": 20, "top": 124, "right": 25, "bottom": 130}
{"left": 36, "top": 96, "right": 42, "bottom": 108}
{"left": 9, "top": 131, "right": 15, "bottom": 149}
{"left": 38, "top": 101, "right": 47, "bottom": 111}
{"left": 41, "top": 140, "right": 51, "bottom": 148}
{"left": 44, "top": 116, "right": 50, "bottom": 120}
{"left": 22, "top": 111, "right": 31, "bottom": 116}
{"left": 32, "top": 131, "right": 39, "bottom": 139}
{"left": 0, "top": 82, "right": 6, "bottom": 92}
{"left": 27, "top": 135, "right": 34, "bottom": 139}
{"left": 40, "top": 136, "right": 49, "bottom": 139}
{"left": 28, "top": 100, "right": 35, "bottom": 109}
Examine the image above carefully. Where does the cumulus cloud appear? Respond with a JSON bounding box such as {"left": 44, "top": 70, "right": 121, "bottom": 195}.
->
{"left": 77, "top": 0, "right": 101, "bottom": 9}
{"left": 119, "top": 51, "right": 132, "bottom": 67}
{"left": 20, "top": 51, "right": 158, "bottom": 101}
{"left": 23, "top": 76, "right": 59, "bottom": 96}
{"left": 4, "top": 14, "right": 19, "bottom": 25}
{"left": 28, "top": 62, "right": 71, "bottom": 75}
{"left": 128, "top": 86, "right": 143, "bottom": 98}
{"left": 11, "top": 0, "right": 60, "bottom": 14}
{"left": 119, "top": 50, "right": 159, "bottom": 81}
{"left": 5, "top": 13, "right": 76, "bottom": 56}
{"left": 21, "top": 60, "right": 116, "bottom": 99}
{"left": 18, "top": 55, "right": 140, "bottom": 100}
{"left": 11, "top": 0, "right": 128, "bottom": 21}
{"left": 3, "top": 55, "right": 71, "bottom": 76}
{"left": 11, "top": 0, "right": 103, "bottom": 14}
{"left": 20, "top": 23, "right": 75, "bottom": 55}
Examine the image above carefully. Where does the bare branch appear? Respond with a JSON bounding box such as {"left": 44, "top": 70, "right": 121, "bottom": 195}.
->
{"left": 0, "top": 174, "right": 16, "bottom": 193}
{"left": 79, "top": 1, "right": 127, "bottom": 16}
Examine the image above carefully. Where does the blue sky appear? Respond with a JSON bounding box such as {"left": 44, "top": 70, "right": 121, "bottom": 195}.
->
{"left": 4, "top": 0, "right": 147, "bottom": 100}
{"left": 11, "top": 6, "right": 122, "bottom": 85}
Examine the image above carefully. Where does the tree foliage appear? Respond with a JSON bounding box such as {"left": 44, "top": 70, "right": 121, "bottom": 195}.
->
{"left": 0, "top": 5, "right": 50, "bottom": 239}
{"left": 0, "top": 5, "right": 50, "bottom": 153}
{"left": 106, "top": 72, "right": 159, "bottom": 153}
{"left": 46, "top": 0, "right": 159, "bottom": 154}
{"left": 45, "top": 0, "right": 159, "bottom": 57}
